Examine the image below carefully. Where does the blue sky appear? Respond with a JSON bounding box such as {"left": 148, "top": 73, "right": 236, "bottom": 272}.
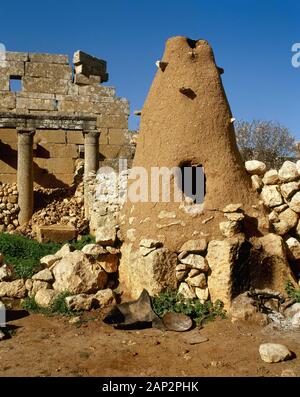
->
{"left": 0, "top": 0, "right": 299, "bottom": 136}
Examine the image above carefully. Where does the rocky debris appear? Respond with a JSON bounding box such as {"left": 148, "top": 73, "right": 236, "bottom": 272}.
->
{"left": 178, "top": 282, "right": 196, "bottom": 299}
{"left": 186, "top": 273, "right": 206, "bottom": 288}
{"left": 28, "top": 280, "right": 51, "bottom": 297}
{"left": 55, "top": 243, "right": 72, "bottom": 257}
{"left": 289, "top": 192, "right": 300, "bottom": 213}
{"left": 254, "top": 234, "right": 297, "bottom": 294}
{"left": 195, "top": 287, "right": 209, "bottom": 303}
{"left": 18, "top": 183, "right": 88, "bottom": 238}
{"left": 206, "top": 236, "right": 246, "bottom": 309}
{"left": 119, "top": 244, "right": 177, "bottom": 299}
{"left": 278, "top": 161, "right": 299, "bottom": 182}
{"left": 52, "top": 250, "right": 108, "bottom": 294}
{"left": 0, "top": 264, "right": 14, "bottom": 282}
{"left": 95, "top": 225, "right": 117, "bottom": 246}
{"left": 96, "top": 253, "right": 118, "bottom": 273}
{"left": 262, "top": 170, "right": 279, "bottom": 185}
{"left": 259, "top": 343, "right": 293, "bottom": 363}
{"left": 65, "top": 294, "right": 94, "bottom": 311}
{"left": 224, "top": 212, "right": 244, "bottom": 222}
{"left": 284, "top": 302, "right": 300, "bottom": 318}
{"left": 178, "top": 239, "right": 207, "bottom": 253}
{"left": 245, "top": 160, "right": 267, "bottom": 175}
{"left": 139, "top": 239, "right": 163, "bottom": 249}
{"left": 222, "top": 203, "right": 243, "bottom": 213}
{"left": 32, "top": 268, "right": 54, "bottom": 282}
{"left": 272, "top": 208, "right": 298, "bottom": 235}
{"left": 0, "top": 182, "right": 19, "bottom": 232}
{"left": 179, "top": 254, "right": 209, "bottom": 271}
{"left": 285, "top": 237, "right": 300, "bottom": 261}
{"left": 230, "top": 292, "right": 259, "bottom": 322}
{"left": 0, "top": 279, "right": 26, "bottom": 298}
{"left": 251, "top": 175, "right": 263, "bottom": 191}
{"left": 0, "top": 330, "right": 6, "bottom": 341}
{"left": 280, "top": 182, "right": 300, "bottom": 200}
{"left": 81, "top": 244, "right": 107, "bottom": 256}
{"left": 261, "top": 185, "right": 283, "bottom": 207}
{"left": 93, "top": 289, "right": 115, "bottom": 307}
{"left": 40, "top": 254, "right": 61, "bottom": 268}
{"left": 291, "top": 311, "right": 300, "bottom": 327}
{"left": 219, "top": 220, "right": 241, "bottom": 238}
{"left": 34, "top": 289, "right": 58, "bottom": 308}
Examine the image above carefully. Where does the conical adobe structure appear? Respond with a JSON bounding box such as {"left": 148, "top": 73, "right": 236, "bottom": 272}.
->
{"left": 120, "top": 36, "right": 265, "bottom": 252}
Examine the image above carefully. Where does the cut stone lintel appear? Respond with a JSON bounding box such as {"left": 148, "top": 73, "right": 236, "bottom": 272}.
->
{"left": 0, "top": 112, "right": 97, "bottom": 131}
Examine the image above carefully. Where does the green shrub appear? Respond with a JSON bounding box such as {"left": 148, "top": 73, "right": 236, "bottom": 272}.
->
{"left": 0, "top": 233, "right": 60, "bottom": 278}
{"left": 151, "top": 289, "right": 226, "bottom": 326}
{"left": 0, "top": 232, "right": 95, "bottom": 278}
{"left": 70, "top": 235, "right": 95, "bottom": 251}
{"left": 285, "top": 281, "right": 300, "bottom": 303}
{"left": 22, "top": 291, "right": 75, "bottom": 317}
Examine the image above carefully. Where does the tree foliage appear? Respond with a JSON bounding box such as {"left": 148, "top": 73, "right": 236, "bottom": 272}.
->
{"left": 235, "top": 120, "right": 296, "bottom": 169}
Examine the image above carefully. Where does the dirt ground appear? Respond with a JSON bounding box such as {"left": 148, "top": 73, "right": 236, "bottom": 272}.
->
{"left": 1, "top": 306, "right": 300, "bottom": 378}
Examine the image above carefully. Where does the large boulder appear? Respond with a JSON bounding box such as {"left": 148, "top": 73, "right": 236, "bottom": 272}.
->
{"left": 245, "top": 160, "right": 266, "bottom": 175}
{"left": 259, "top": 343, "right": 292, "bottom": 363}
{"left": 278, "top": 161, "right": 299, "bottom": 182}
{"left": 206, "top": 236, "right": 249, "bottom": 309}
{"left": 52, "top": 251, "right": 108, "bottom": 294}
{"left": 65, "top": 294, "right": 94, "bottom": 311}
{"left": 35, "top": 289, "right": 58, "bottom": 308}
{"left": 261, "top": 185, "right": 283, "bottom": 208}
{"left": 93, "top": 289, "right": 115, "bottom": 307}
{"left": 262, "top": 170, "right": 279, "bottom": 185}
{"left": 280, "top": 182, "right": 300, "bottom": 200}
{"left": 272, "top": 208, "right": 298, "bottom": 235}
{"left": 96, "top": 253, "right": 118, "bottom": 273}
{"left": 250, "top": 234, "right": 297, "bottom": 293}
{"left": 119, "top": 243, "right": 177, "bottom": 299}
{"left": 178, "top": 239, "right": 207, "bottom": 253}
{"left": 32, "top": 268, "right": 54, "bottom": 282}
{"left": 285, "top": 237, "right": 300, "bottom": 261}
{"left": 95, "top": 225, "right": 117, "bottom": 246}
{"left": 289, "top": 192, "right": 300, "bottom": 213}
{"left": 28, "top": 280, "right": 51, "bottom": 298}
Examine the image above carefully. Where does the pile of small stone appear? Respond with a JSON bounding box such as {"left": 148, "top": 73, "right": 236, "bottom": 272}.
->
{"left": 246, "top": 159, "right": 300, "bottom": 277}
{"left": 175, "top": 204, "right": 245, "bottom": 304}
{"left": 0, "top": 230, "right": 120, "bottom": 311}
{"left": 19, "top": 182, "right": 87, "bottom": 238}
{"left": 0, "top": 182, "right": 19, "bottom": 232}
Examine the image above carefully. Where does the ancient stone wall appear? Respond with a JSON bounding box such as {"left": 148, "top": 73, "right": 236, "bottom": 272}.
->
{"left": 0, "top": 51, "right": 134, "bottom": 187}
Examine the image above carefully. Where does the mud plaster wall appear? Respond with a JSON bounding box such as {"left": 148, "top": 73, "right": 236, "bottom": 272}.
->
{"left": 120, "top": 37, "right": 267, "bottom": 251}
{"left": 0, "top": 52, "right": 135, "bottom": 187}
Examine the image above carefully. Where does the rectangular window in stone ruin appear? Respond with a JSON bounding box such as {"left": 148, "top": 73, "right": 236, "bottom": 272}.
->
{"left": 9, "top": 76, "right": 22, "bottom": 92}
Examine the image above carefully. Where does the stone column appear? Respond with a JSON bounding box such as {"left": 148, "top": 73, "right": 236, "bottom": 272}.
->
{"left": 84, "top": 130, "right": 100, "bottom": 177}
{"left": 17, "top": 129, "right": 35, "bottom": 225}
{"left": 84, "top": 130, "right": 100, "bottom": 218}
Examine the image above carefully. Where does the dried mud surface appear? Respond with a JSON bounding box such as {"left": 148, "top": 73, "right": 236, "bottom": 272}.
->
{"left": 1, "top": 308, "right": 300, "bottom": 377}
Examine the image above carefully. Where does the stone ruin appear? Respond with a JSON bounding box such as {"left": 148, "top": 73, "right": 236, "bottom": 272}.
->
{"left": 0, "top": 37, "right": 300, "bottom": 320}
{"left": 0, "top": 49, "right": 136, "bottom": 234}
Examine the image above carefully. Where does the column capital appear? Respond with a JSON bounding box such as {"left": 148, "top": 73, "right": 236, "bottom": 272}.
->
{"left": 17, "top": 129, "right": 36, "bottom": 136}
{"left": 84, "top": 129, "right": 100, "bottom": 138}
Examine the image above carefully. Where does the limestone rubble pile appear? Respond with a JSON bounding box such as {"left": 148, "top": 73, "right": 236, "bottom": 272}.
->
{"left": 247, "top": 159, "right": 300, "bottom": 277}
{"left": 18, "top": 182, "right": 88, "bottom": 238}
{"left": 0, "top": 241, "right": 119, "bottom": 311}
{"left": 0, "top": 182, "right": 19, "bottom": 232}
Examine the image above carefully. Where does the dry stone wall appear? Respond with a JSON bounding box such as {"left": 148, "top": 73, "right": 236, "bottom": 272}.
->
{"left": 0, "top": 50, "right": 134, "bottom": 187}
